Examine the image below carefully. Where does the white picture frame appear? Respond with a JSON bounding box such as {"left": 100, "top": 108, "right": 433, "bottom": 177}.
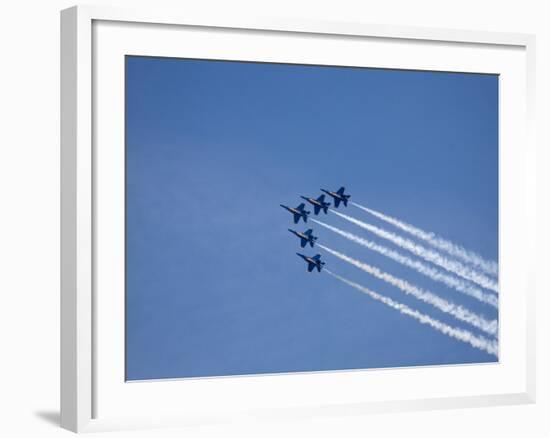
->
{"left": 60, "top": 4, "right": 536, "bottom": 433}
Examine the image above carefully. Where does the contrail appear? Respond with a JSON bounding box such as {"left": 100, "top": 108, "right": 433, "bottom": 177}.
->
{"left": 319, "top": 245, "right": 497, "bottom": 337}
{"left": 352, "top": 202, "right": 498, "bottom": 277}
{"left": 312, "top": 219, "right": 498, "bottom": 308}
{"left": 324, "top": 269, "right": 498, "bottom": 357}
{"left": 330, "top": 209, "right": 499, "bottom": 293}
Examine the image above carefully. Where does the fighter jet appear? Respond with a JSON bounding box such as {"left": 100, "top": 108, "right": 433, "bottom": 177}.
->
{"left": 288, "top": 228, "right": 317, "bottom": 248}
{"left": 300, "top": 194, "right": 330, "bottom": 215}
{"left": 296, "top": 253, "right": 325, "bottom": 273}
{"left": 320, "top": 187, "right": 351, "bottom": 208}
{"left": 280, "top": 203, "right": 310, "bottom": 224}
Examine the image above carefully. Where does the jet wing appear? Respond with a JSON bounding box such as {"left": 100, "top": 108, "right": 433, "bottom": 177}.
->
{"left": 314, "top": 205, "right": 320, "bottom": 215}
{"left": 334, "top": 198, "right": 341, "bottom": 208}
{"left": 293, "top": 214, "right": 300, "bottom": 224}
{"left": 300, "top": 239, "right": 307, "bottom": 248}
{"left": 337, "top": 187, "right": 346, "bottom": 195}
{"left": 312, "top": 254, "right": 321, "bottom": 261}
{"left": 307, "top": 262, "right": 315, "bottom": 272}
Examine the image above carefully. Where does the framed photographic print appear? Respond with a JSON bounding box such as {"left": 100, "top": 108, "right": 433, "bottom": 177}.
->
{"left": 61, "top": 5, "right": 536, "bottom": 433}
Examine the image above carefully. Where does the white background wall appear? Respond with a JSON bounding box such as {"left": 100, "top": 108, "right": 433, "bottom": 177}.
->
{"left": 0, "top": 0, "right": 547, "bottom": 436}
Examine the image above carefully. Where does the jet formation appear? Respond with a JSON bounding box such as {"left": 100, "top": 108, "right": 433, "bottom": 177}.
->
{"left": 281, "top": 187, "right": 351, "bottom": 272}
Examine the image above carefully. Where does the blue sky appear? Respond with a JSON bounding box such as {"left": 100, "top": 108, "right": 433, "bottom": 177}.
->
{"left": 125, "top": 56, "right": 499, "bottom": 380}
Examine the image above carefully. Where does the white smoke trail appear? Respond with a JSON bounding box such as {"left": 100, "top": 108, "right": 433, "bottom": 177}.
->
{"left": 330, "top": 209, "right": 499, "bottom": 293}
{"left": 324, "top": 269, "right": 498, "bottom": 357}
{"left": 352, "top": 202, "right": 499, "bottom": 278}
{"left": 312, "top": 219, "right": 498, "bottom": 308}
{"left": 319, "top": 245, "right": 497, "bottom": 337}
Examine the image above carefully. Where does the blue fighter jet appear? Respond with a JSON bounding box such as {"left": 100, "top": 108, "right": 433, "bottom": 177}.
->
{"left": 300, "top": 194, "right": 330, "bottom": 215}
{"left": 296, "top": 253, "right": 325, "bottom": 273}
{"left": 320, "top": 187, "right": 351, "bottom": 208}
{"left": 288, "top": 228, "right": 317, "bottom": 248}
{"left": 280, "top": 203, "right": 310, "bottom": 224}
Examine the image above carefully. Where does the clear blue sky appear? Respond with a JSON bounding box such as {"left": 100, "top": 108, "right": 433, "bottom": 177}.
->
{"left": 125, "top": 56, "right": 498, "bottom": 381}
